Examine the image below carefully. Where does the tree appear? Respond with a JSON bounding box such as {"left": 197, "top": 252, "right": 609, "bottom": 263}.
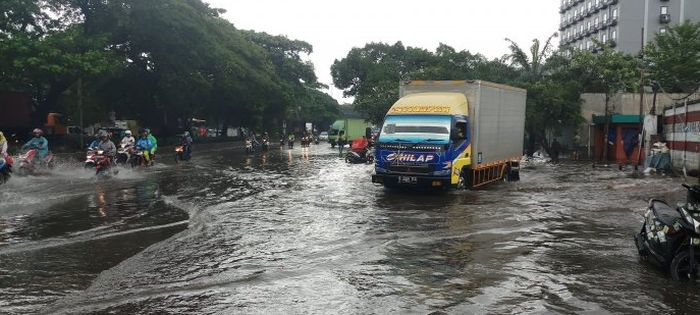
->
{"left": 331, "top": 42, "right": 516, "bottom": 124}
{"left": 504, "top": 33, "right": 558, "bottom": 82}
{"left": 645, "top": 21, "right": 700, "bottom": 96}
{"left": 504, "top": 35, "right": 583, "bottom": 155}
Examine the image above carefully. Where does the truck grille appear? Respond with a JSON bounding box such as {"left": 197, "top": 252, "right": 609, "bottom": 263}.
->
{"left": 388, "top": 164, "right": 432, "bottom": 174}
{"left": 378, "top": 143, "right": 445, "bottom": 152}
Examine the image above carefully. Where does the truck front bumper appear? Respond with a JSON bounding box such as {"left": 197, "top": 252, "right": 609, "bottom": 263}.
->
{"left": 371, "top": 173, "right": 452, "bottom": 188}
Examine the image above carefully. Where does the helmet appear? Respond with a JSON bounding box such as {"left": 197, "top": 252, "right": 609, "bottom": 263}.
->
{"left": 184, "top": 131, "right": 190, "bottom": 136}
{"left": 99, "top": 130, "right": 109, "bottom": 139}
{"left": 125, "top": 130, "right": 132, "bottom": 136}
{"left": 33, "top": 128, "right": 43, "bottom": 136}
{"left": 145, "top": 128, "right": 151, "bottom": 134}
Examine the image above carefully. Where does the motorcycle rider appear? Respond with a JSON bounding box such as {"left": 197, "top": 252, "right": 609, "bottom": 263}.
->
{"left": 97, "top": 130, "right": 116, "bottom": 157}
{"left": 350, "top": 136, "right": 370, "bottom": 160}
{"left": 181, "top": 131, "right": 193, "bottom": 159}
{"left": 120, "top": 130, "right": 135, "bottom": 148}
{"left": 0, "top": 131, "right": 7, "bottom": 158}
{"left": 145, "top": 128, "right": 158, "bottom": 162}
{"left": 136, "top": 129, "right": 153, "bottom": 165}
{"left": 22, "top": 128, "right": 49, "bottom": 164}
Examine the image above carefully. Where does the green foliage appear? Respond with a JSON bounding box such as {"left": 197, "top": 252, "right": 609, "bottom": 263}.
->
{"left": 0, "top": 0, "right": 336, "bottom": 135}
{"left": 645, "top": 21, "right": 700, "bottom": 94}
{"left": 571, "top": 46, "right": 640, "bottom": 96}
{"left": 331, "top": 42, "right": 517, "bottom": 124}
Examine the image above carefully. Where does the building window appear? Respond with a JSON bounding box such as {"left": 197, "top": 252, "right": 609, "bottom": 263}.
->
{"left": 594, "top": 17, "right": 599, "bottom": 27}
{"left": 612, "top": 8, "right": 618, "bottom": 19}
{"left": 611, "top": 29, "right": 617, "bottom": 40}
{"left": 661, "top": 6, "right": 668, "bottom": 15}
{"left": 602, "top": 33, "right": 608, "bottom": 42}
{"left": 603, "top": 12, "right": 609, "bottom": 22}
{"left": 588, "top": 1, "right": 593, "bottom": 11}
{"left": 595, "top": 0, "right": 600, "bottom": 6}
{"left": 587, "top": 21, "right": 591, "bottom": 30}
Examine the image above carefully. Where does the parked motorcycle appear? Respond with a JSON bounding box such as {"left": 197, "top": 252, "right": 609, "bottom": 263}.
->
{"left": 0, "top": 155, "right": 13, "bottom": 185}
{"left": 16, "top": 149, "right": 54, "bottom": 176}
{"left": 635, "top": 184, "right": 700, "bottom": 280}
{"left": 261, "top": 139, "right": 270, "bottom": 151}
{"left": 175, "top": 145, "right": 191, "bottom": 162}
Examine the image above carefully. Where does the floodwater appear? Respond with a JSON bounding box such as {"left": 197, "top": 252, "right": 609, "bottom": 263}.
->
{"left": 1, "top": 143, "right": 699, "bottom": 314}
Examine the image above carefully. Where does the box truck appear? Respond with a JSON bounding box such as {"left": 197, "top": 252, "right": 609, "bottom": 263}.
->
{"left": 371, "top": 80, "right": 526, "bottom": 189}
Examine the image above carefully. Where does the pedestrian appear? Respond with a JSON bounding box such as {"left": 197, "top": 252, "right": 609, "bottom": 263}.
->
{"left": 337, "top": 130, "right": 346, "bottom": 156}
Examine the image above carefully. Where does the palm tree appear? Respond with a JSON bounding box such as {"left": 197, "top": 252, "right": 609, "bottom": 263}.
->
{"left": 505, "top": 33, "right": 559, "bottom": 81}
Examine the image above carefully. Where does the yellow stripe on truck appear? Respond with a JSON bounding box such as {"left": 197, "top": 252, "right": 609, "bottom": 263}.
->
{"left": 451, "top": 144, "right": 472, "bottom": 185}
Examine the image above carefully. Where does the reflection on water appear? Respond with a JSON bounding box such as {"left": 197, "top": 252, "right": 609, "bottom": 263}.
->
{"left": 2, "top": 145, "right": 699, "bottom": 314}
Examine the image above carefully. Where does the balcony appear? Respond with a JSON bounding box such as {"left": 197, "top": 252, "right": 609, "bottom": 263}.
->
{"left": 660, "top": 14, "right": 671, "bottom": 24}
{"left": 609, "top": 0, "right": 618, "bottom": 4}
{"left": 607, "top": 40, "right": 617, "bottom": 48}
{"left": 609, "top": 17, "right": 618, "bottom": 26}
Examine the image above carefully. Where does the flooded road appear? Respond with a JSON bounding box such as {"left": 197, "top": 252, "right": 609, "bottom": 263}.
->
{"left": 1, "top": 143, "right": 699, "bottom": 314}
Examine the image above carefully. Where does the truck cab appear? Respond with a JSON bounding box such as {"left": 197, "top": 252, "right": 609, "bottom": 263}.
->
{"left": 372, "top": 93, "right": 471, "bottom": 188}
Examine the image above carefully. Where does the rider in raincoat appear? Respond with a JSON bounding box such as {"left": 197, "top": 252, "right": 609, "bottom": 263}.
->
{"left": 22, "top": 128, "right": 49, "bottom": 162}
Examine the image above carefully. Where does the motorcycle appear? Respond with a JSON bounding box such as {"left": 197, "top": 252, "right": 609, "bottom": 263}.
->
{"left": 0, "top": 155, "right": 13, "bottom": 185}
{"left": 261, "top": 138, "right": 270, "bottom": 151}
{"left": 287, "top": 138, "right": 294, "bottom": 149}
{"left": 130, "top": 147, "right": 148, "bottom": 167}
{"left": 345, "top": 149, "right": 374, "bottom": 164}
{"left": 85, "top": 149, "right": 98, "bottom": 168}
{"left": 116, "top": 144, "right": 133, "bottom": 165}
{"left": 279, "top": 138, "right": 285, "bottom": 149}
{"left": 16, "top": 149, "right": 54, "bottom": 176}
{"left": 635, "top": 184, "right": 700, "bottom": 280}
{"left": 94, "top": 151, "right": 113, "bottom": 177}
{"left": 245, "top": 139, "right": 254, "bottom": 154}
{"left": 300, "top": 136, "right": 311, "bottom": 148}
{"left": 175, "top": 145, "right": 191, "bottom": 162}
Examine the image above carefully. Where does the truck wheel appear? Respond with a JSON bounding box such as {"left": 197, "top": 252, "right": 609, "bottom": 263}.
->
{"left": 457, "top": 167, "right": 471, "bottom": 190}
{"left": 506, "top": 163, "right": 520, "bottom": 181}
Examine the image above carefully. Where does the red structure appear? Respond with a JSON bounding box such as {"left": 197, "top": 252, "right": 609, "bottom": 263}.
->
{"left": 592, "top": 114, "right": 644, "bottom": 165}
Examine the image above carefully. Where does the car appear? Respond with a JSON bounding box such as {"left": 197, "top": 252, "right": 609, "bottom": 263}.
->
{"left": 318, "top": 131, "right": 329, "bottom": 141}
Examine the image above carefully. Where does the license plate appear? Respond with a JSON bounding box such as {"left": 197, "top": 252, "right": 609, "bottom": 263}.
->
{"left": 398, "top": 176, "right": 417, "bottom": 184}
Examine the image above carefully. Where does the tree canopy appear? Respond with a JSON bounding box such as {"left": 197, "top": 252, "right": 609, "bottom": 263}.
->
{"left": 646, "top": 21, "right": 700, "bottom": 95}
{"left": 0, "top": 0, "right": 338, "bottom": 135}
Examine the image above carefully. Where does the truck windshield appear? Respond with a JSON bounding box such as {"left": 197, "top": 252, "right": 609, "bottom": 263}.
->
{"left": 379, "top": 115, "right": 451, "bottom": 144}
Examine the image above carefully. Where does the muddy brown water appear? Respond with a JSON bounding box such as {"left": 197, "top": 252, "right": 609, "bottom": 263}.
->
{"left": 1, "top": 144, "right": 699, "bottom": 314}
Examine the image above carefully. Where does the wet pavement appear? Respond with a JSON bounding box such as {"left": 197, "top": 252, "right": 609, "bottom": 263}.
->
{"left": 1, "top": 143, "right": 699, "bottom": 314}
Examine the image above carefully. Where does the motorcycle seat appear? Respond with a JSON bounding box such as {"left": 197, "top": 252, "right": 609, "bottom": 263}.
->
{"left": 651, "top": 200, "right": 682, "bottom": 226}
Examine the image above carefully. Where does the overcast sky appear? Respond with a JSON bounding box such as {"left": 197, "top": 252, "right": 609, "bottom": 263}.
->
{"left": 206, "top": 0, "right": 560, "bottom": 102}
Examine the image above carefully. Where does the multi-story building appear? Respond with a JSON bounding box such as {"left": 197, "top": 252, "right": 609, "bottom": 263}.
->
{"left": 559, "top": 0, "right": 700, "bottom": 54}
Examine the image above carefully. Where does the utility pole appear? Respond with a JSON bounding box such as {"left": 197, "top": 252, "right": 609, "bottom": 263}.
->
{"left": 636, "top": 28, "right": 645, "bottom": 170}
{"left": 78, "top": 77, "right": 84, "bottom": 149}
